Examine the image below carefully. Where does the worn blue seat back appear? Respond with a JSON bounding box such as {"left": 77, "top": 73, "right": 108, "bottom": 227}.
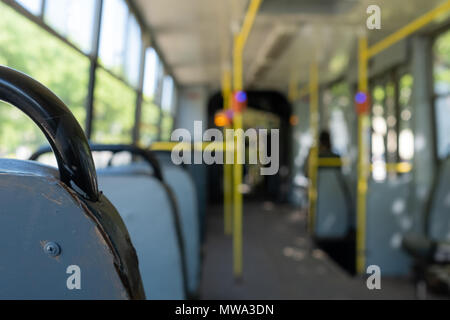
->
{"left": 428, "top": 159, "right": 450, "bottom": 242}
{"left": 97, "top": 167, "right": 186, "bottom": 300}
{"left": 0, "top": 161, "right": 145, "bottom": 300}
{"left": 315, "top": 168, "right": 351, "bottom": 239}
{"left": 186, "top": 160, "right": 208, "bottom": 243}
{"left": 154, "top": 153, "right": 201, "bottom": 296}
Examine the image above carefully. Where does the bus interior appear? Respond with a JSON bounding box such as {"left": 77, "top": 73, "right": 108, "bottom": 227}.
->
{"left": 0, "top": 0, "right": 450, "bottom": 300}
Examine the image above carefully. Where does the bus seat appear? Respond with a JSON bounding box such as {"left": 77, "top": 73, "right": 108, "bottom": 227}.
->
{"left": 428, "top": 159, "right": 450, "bottom": 242}
{"left": 97, "top": 171, "right": 186, "bottom": 299}
{"left": 153, "top": 151, "right": 201, "bottom": 297}
{"left": 30, "top": 144, "right": 188, "bottom": 299}
{"left": 402, "top": 158, "right": 450, "bottom": 265}
{"left": 0, "top": 66, "right": 145, "bottom": 299}
{"left": 315, "top": 168, "right": 352, "bottom": 239}
{"left": 91, "top": 145, "right": 187, "bottom": 300}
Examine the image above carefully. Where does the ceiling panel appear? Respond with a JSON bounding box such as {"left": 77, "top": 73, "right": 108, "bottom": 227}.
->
{"left": 133, "top": 0, "right": 450, "bottom": 93}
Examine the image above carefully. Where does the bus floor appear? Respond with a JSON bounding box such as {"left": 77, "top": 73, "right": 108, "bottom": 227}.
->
{"left": 199, "top": 201, "right": 435, "bottom": 300}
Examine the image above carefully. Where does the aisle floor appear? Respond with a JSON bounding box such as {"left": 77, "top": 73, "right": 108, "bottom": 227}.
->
{"left": 200, "top": 202, "right": 423, "bottom": 300}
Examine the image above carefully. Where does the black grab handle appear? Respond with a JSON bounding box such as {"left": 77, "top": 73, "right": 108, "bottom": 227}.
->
{"left": 31, "top": 144, "right": 164, "bottom": 182}
{"left": 90, "top": 144, "right": 164, "bottom": 181}
{"left": 0, "top": 66, "right": 99, "bottom": 201}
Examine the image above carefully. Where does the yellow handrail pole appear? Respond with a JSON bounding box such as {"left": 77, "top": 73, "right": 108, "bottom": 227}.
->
{"left": 232, "top": 0, "right": 262, "bottom": 280}
{"left": 232, "top": 34, "right": 244, "bottom": 280}
{"left": 222, "top": 71, "right": 233, "bottom": 236}
{"left": 317, "top": 158, "right": 344, "bottom": 167}
{"left": 356, "top": 36, "right": 369, "bottom": 275}
{"left": 367, "top": 0, "right": 450, "bottom": 58}
{"left": 307, "top": 61, "right": 319, "bottom": 235}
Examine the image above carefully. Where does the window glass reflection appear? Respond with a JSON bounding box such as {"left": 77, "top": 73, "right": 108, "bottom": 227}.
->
{"left": 99, "top": 0, "right": 128, "bottom": 76}
{"left": 0, "top": 2, "right": 89, "bottom": 159}
{"left": 16, "top": 0, "right": 42, "bottom": 15}
{"left": 434, "top": 29, "right": 450, "bottom": 159}
{"left": 99, "top": 0, "right": 142, "bottom": 88}
{"left": 161, "top": 76, "right": 174, "bottom": 113}
{"left": 93, "top": 69, "right": 136, "bottom": 144}
{"left": 44, "top": 0, "right": 98, "bottom": 53}
{"left": 143, "top": 48, "right": 160, "bottom": 99}
{"left": 124, "top": 15, "right": 142, "bottom": 86}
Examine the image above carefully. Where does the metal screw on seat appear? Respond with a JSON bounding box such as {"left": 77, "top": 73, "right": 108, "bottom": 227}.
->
{"left": 44, "top": 242, "right": 61, "bottom": 257}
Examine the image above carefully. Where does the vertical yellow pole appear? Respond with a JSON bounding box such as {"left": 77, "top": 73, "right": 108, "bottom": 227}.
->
{"left": 222, "top": 71, "right": 233, "bottom": 235}
{"left": 307, "top": 62, "right": 319, "bottom": 235}
{"left": 233, "top": 112, "right": 243, "bottom": 279}
{"left": 232, "top": 0, "right": 262, "bottom": 280}
{"left": 356, "top": 36, "right": 369, "bottom": 274}
{"left": 233, "top": 33, "right": 244, "bottom": 279}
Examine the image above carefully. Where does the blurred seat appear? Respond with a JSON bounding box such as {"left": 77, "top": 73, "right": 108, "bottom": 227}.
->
{"left": 402, "top": 159, "right": 450, "bottom": 294}
{"left": 403, "top": 159, "right": 450, "bottom": 263}
{"left": 82, "top": 145, "right": 188, "bottom": 300}
{"left": 153, "top": 151, "right": 201, "bottom": 297}
{"left": 315, "top": 167, "right": 353, "bottom": 239}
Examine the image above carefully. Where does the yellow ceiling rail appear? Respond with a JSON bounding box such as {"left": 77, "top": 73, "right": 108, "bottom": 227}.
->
{"left": 367, "top": 0, "right": 450, "bottom": 58}
{"left": 232, "top": 0, "right": 262, "bottom": 280}
{"left": 237, "top": 0, "right": 262, "bottom": 55}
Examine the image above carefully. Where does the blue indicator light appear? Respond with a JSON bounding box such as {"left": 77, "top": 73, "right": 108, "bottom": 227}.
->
{"left": 236, "top": 91, "right": 247, "bottom": 103}
{"left": 355, "top": 92, "right": 367, "bottom": 104}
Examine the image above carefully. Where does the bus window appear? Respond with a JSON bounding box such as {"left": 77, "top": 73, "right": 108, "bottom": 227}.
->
{"left": 143, "top": 48, "right": 160, "bottom": 99}
{"left": 123, "top": 15, "right": 142, "bottom": 87}
{"left": 92, "top": 69, "right": 136, "bottom": 144}
{"left": 398, "top": 74, "right": 414, "bottom": 162}
{"left": 385, "top": 81, "right": 397, "bottom": 165}
{"left": 44, "top": 0, "right": 99, "bottom": 54}
{"left": 16, "top": 0, "right": 42, "bottom": 15}
{"left": 369, "top": 71, "right": 410, "bottom": 180}
{"left": 160, "top": 76, "right": 176, "bottom": 141}
{"left": 161, "top": 76, "right": 174, "bottom": 113}
{"left": 0, "top": 1, "right": 89, "bottom": 158}
{"left": 98, "top": 0, "right": 128, "bottom": 76}
{"left": 140, "top": 100, "right": 160, "bottom": 145}
{"left": 98, "top": 0, "right": 142, "bottom": 88}
{"left": 434, "top": 29, "right": 450, "bottom": 159}
{"left": 371, "top": 84, "right": 387, "bottom": 180}
{"left": 140, "top": 48, "right": 162, "bottom": 145}
{"left": 160, "top": 114, "right": 174, "bottom": 142}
